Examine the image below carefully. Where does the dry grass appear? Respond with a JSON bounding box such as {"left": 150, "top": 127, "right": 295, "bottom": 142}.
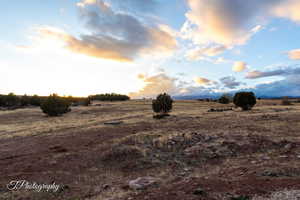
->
{"left": 0, "top": 99, "right": 300, "bottom": 200}
{"left": 253, "top": 189, "right": 300, "bottom": 200}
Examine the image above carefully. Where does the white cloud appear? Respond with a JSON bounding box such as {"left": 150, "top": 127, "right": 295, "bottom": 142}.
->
{"left": 219, "top": 76, "right": 243, "bottom": 89}
{"left": 245, "top": 66, "right": 300, "bottom": 79}
{"left": 288, "top": 49, "right": 300, "bottom": 60}
{"left": 129, "top": 73, "right": 181, "bottom": 98}
{"left": 181, "top": 0, "right": 300, "bottom": 58}
{"left": 233, "top": 61, "right": 247, "bottom": 72}
{"left": 186, "top": 45, "right": 227, "bottom": 61}
{"left": 39, "top": 0, "right": 177, "bottom": 62}
{"left": 194, "top": 77, "right": 213, "bottom": 85}
{"left": 271, "top": 0, "right": 300, "bottom": 22}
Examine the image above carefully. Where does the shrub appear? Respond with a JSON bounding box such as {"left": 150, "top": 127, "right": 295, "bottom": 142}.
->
{"left": 3, "top": 93, "right": 20, "bottom": 107}
{"left": 152, "top": 93, "right": 173, "bottom": 117}
{"left": 102, "top": 145, "right": 144, "bottom": 162}
{"left": 30, "top": 95, "right": 43, "bottom": 106}
{"left": 281, "top": 96, "right": 292, "bottom": 105}
{"left": 233, "top": 92, "right": 256, "bottom": 111}
{"left": 83, "top": 97, "right": 91, "bottom": 106}
{"left": 40, "top": 94, "right": 71, "bottom": 116}
{"left": 218, "top": 94, "right": 231, "bottom": 104}
{"left": 0, "top": 95, "right": 5, "bottom": 107}
{"left": 20, "top": 95, "right": 30, "bottom": 106}
{"left": 90, "top": 93, "right": 130, "bottom": 101}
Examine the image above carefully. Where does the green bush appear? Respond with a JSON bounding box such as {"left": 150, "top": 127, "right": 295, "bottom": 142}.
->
{"left": 233, "top": 92, "right": 256, "bottom": 111}
{"left": 30, "top": 95, "right": 43, "bottom": 106}
{"left": 40, "top": 94, "right": 71, "bottom": 116}
{"left": 0, "top": 95, "right": 5, "bottom": 107}
{"left": 218, "top": 94, "right": 231, "bottom": 104}
{"left": 2, "top": 93, "right": 20, "bottom": 107}
{"left": 90, "top": 93, "right": 130, "bottom": 101}
{"left": 152, "top": 93, "right": 173, "bottom": 116}
{"left": 83, "top": 97, "right": 91, "bottom": 106}
{"left": 20, "top": 95, "right": 30, "bottom": 106}
{"left": 281, "top": 96, "right": 291, "bottom": 105}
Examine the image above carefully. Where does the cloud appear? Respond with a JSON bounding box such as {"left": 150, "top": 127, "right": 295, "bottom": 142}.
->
{"left": 77, "top": 0, "right": 97, "bottom": 7}
{"left": 185, "top": 45, "right": 227, "bottom": 61}
{"left": 38, "top": 27, "right": 133, "bottom": 62}
{"left": 38, "top": 0, "right": 177, "bottom": 62}
{"left": 137, "top": 73, "right": 146, "bottom": 79}
{"left": 194, "top": 77, "right": 213, "bottom": 85}
{"left": 288, "top": 49, "right": 300, "bottom": 60}
{"left": 219, "top": 76, "right": 242, "bottom": 89}
{"left": 271, "top": 0, "right": 300, "bottom": 22}
{"left": 182, "top": 0, "right": 269, "bottom": 46}
{"left": 182, "top": 0, "right": 300, "bottom": 49}
{"left": 106, "top": 0, "right": 157, "bottom": 13}
{"left": 129, "top": 73, "right": 181, "bottom": 98}
{"left": 245, "top": 66, "right": 300, "bottom": 79}
{"left": 233, "top": 61, "right": 247, "bottom": 72}
{"left": 252, "top": 75, "right": 300, "bottom": 97}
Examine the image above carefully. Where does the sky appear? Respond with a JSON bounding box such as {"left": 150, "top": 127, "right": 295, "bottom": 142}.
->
{"left": 1, "top": 0, "right": 300, "bottom": 98}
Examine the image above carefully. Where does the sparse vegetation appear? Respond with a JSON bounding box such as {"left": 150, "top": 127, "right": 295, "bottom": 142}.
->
{"left": 102, "top": 145, "right": 145, "bottom": 162}
{"left": 233, "top": 92, "right": 256, "bottom": 110}
{"left": 20, "top": 95, "right": 30, "bottom": 106}
{"left": 29, "top": 95, "right": 44, "bottom": 106}
{"left": 218, "top": 94, "right": 231, "bottom": 104}
{"left": 231, "top": 196, "right": 250, "bottom": 200}
{"left": 83, "top": 97, "right": 91, "bottom": 106}
{"left": 40, "top": 94, "right": 71, "bottom": 116}
{"left": 281, "top": 96, "right": 292, "bottom": 105}
{"left": 152, "top": 93, "right": 173, "bottom": 118}
{"left": 0, "top": 93, "right": 20, "bottom": 107}
{"left": 90, "top": 93, "right": 130, "bottom": 101}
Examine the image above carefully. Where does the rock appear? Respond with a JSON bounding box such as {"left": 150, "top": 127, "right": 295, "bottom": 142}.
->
{"left": 184, "top": 145, "right": 217, "bottom": 158}
{"left": 262, "top": 156, "right": 271, "bottom": 160}
{"left": 193, "top": 187, "right": 205, "bottom": 195}
{"left": 261, "top": 171, "right": 279, "bottom": 177}
{"left": 103, "top": 184, "right": 110, "bottom": 190}
{"left": 279, "top": 155, "right": 288, "bottom": 158}
{"left": 129, "top": 177, "right": 159, "bottom": 190}
{"left": 284, "top": 143, "right": 292, "bottom": 150}
{"left": 104, "top": 121, "right": 123, "bottom": 125}
{"left": 231, "top": 195, "right": 250, "bottom": 200}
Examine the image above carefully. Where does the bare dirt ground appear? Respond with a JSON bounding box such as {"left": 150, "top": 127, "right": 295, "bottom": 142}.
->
{"left": 0, "top": 100, "right": 300, "bottom": 200}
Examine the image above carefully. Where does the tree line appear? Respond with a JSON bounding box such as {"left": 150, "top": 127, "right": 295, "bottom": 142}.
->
{"left": 0, "top": 93, "right": 130, "bottom": 109}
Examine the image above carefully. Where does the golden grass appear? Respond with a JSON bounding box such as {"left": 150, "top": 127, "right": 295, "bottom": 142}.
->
{"left": 0, "top": 100, "right": 299, "bottom": 139}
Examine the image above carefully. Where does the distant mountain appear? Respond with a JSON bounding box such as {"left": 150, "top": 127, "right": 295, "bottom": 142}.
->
{"left": 174, "top": 94, "right": 300, "bottom": 100}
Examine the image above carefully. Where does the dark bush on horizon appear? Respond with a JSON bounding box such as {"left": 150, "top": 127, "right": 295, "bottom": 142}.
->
{"left": 20, "top": 95, "right": 30, "bottom": 106}
{"left": 218, "top": 94, "right": 231, "bottom": 104}
{"left": 152, "top": 93, "right": 173, "bottom": 118}
{"left": 90, "top": 93, "right": 130, "bottom": 101}
{"left": 233, "top": 92, "right": 256, "bottom": 111}
{"left": 281, "top": 96, "right": 292, "bottom": 105}
{"left": 40, "top": 94, "right": 71, "bottom": 116}
{"left": 0, "top": 93, "right": 20, "bottom": 107}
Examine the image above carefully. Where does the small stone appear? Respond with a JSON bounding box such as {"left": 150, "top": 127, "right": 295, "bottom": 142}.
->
{"left": 129, "top": 177, "right": 159, "bottom": 190}
{"left": 279, "top": 155, "right": 288, "bottom": 158}
{"left": 104, "top": 121, "right": 123, "bottom": 125}
{"left": 193, "top": 187, "right": 205, "bottom": 195}
{"left": 284, "top": 143, "right": 292, "bottom": 149}
{"left": 262, "top": 156, "right": 271, "bottom": 160}
{"left": 103, "top": 184, "right": 110, "bottom": 190}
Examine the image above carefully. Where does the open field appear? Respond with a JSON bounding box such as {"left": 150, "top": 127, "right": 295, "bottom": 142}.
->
{"left": 0, "top": 100, "right": 300, "bottom": 200}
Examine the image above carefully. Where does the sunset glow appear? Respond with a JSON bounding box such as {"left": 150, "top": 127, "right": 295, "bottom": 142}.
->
{"left": 1, "top": 0, "right": 300, "bottom": 98}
